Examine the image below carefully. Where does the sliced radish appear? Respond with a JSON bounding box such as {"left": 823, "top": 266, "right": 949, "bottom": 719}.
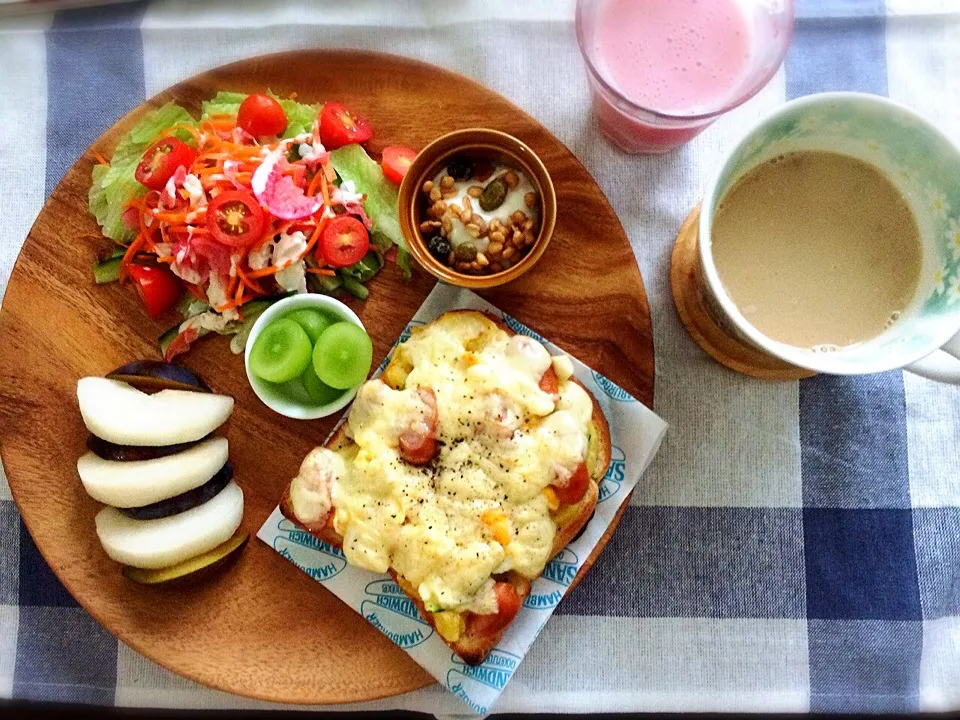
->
{"left": 252, "top": 151, "right": 322, "bottom": 220}
{"left": 77, "top": 437, "right": 229, "bottom": 508}
{"left": 95, "top": 480, "right": 244, "bottom": 569}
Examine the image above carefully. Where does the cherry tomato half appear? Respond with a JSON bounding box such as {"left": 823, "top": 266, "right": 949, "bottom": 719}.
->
{"left": 318, "top": 102, "right": 373, "bottom": 150}
{"left": 468, "top": 582, "right": 522, "bottom": 636}
{"left": 206, "top": 190, "right": 266, "bottom": 248}
{"left": 135, "top": 137, "right": 197, "bottom": 191}
{"left": 381, "top": 146, "right": 417, "bottom": 185}
{"left": 237, "top": 93, "right": 287, "bottom": 137}
{"left": 538, "top": 365, "right": 559, "bottom": 395}
{"left": 126, "top": 264, "right": 183, "bottom": 319}
{"left": 320, "top": 215, "right": 369, "bottom": 267}
{"left": 552, "top": 462, "right": 590, "bottom": 506}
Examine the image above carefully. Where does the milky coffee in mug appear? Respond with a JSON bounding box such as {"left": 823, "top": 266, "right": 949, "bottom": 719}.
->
{"left": 697, "top": 93, "right": 960, "bottom": 383}
{"left": 711, "top": 149, "right": 923, "bottom": 351}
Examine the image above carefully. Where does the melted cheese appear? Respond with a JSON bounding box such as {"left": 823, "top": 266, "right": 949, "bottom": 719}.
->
{"left": 289, "top": 448, "right": 343, "bottom": 525}
{"left": 292, "top": 312, "right": 593, "bottom": 613}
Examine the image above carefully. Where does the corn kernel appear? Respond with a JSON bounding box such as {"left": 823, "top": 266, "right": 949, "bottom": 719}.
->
{"left": 543, "top": 487, "right": 560, "bottom": 511}
{"left": 433, "top": 611, "right": 465, "bottom": 642}
{"left": 482, "top": 510, "right": 511, "bottom": 545}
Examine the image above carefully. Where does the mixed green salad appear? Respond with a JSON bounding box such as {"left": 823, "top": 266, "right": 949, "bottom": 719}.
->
{"left": 88, "top": 90, "right": 416, "bottom": 360}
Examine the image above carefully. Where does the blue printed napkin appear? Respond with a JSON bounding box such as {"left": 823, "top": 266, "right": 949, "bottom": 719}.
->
{"left": 258, "top": 283, "right": 667, "bottom": 714}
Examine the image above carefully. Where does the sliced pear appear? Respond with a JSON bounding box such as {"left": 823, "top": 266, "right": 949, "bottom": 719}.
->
{"left": 119, "top": 463, "right": 232, "bottom": 520}
{"left": 77, "top": 377, "right": 233, "bottom": 446}
{"left": 95, "top": 480, "right": 243, "bottom": 569}
{"left": 77, "top": 437, "right": 229, "bottom": 508}
{"left": 122, "top": 532, "right": 248, "bottom": 585}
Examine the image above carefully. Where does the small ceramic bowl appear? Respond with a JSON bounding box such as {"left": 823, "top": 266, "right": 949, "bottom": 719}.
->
{"left": 244, "top": 294, "right": 366, "bottom": 420}
{"left": 398, "top": 128, "right": 557, "bottom": 289}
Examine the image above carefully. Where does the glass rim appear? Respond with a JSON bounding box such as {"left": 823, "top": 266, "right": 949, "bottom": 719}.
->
{"left": 574, "top": 0, "right": 795, "bottom": 124}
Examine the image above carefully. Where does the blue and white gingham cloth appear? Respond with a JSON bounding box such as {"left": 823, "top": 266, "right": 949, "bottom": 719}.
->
{"left": 1, "top": 0, "right": 959, "bottom": 714}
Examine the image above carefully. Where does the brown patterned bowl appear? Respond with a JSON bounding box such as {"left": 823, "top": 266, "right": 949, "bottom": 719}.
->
{"left": 398, "top": 128, "right": 557, "bottom": 289}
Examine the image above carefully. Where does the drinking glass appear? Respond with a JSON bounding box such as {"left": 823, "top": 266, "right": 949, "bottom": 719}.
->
{"left": 576, "top": 0, "right": 794, "bottom": 154}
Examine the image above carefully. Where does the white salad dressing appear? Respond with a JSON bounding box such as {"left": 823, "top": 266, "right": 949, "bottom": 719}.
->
{"left": 433, "top": 164, "right": 538, "bottom": 253}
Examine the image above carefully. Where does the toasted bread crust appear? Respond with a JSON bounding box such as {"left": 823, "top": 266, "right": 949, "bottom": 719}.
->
{"left": 279, "top": 310, "right": 612, "bottom": 664}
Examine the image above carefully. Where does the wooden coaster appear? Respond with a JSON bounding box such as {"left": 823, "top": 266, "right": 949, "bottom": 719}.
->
{"left": 670, "top": 205, "right": 817, "bottom": 381}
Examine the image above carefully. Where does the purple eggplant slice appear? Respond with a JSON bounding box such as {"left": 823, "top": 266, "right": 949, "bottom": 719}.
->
{"left": 107, "top": 361, "right": 211, "bottom": 393}
{"left": 119, "top": 463, "right": 232, "bottom": 520}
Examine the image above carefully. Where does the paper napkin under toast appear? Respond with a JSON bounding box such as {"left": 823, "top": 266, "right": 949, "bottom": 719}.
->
{"left": 258, "top": 283, "right": 667, "bottom": 715}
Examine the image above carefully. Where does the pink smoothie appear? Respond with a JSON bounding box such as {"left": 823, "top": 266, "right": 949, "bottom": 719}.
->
{"left": 593, "top": 0, "right": 753, "bottom": 115}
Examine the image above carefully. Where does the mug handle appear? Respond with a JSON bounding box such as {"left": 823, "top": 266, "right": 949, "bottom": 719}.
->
{"left": 903, "top": 329, "right": 960, "bottom": 384}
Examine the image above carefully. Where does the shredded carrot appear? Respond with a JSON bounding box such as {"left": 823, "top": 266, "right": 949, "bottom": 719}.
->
{"left": 247, "top": 265, "right": 282, "bottom": 279}
{"left": 233, "top": 274, "right": 245, "bottom": 304}
{"left": 185, "top": 282, "right": 207, "bottom": 301}
{"left": 319, "top": 173, "right": 331, "bottom": 207}
{"left": 255, "top": 220, "right": 277, "bottom": 248}
{"left": 274, "top": 221, "right": 294, "bottom": 239}
{"left": 323, "top": 160, "right": 337, "bottom": 183}
{"left": 195, "top": 165, "right": 226, "bottom": 176}
{"left": 156, "top": 256, "right": 175, "bottom": 264}
{"left": 118, "top": 233, "right": 147, "bottom": 281}
{"left": 235, "top": 264, "right": 264, "bottom": 295}
{"left": 302, "top": 216, "right": 328, "bottom": 258}
{"left": 288, "top": 91, "right": 298, "bottom": 99}
{"left": 221, "top": 146, "right": 263, "bottom": 158}
{"left": 206, "top": 115, "right": 237, "bottom": 130}
{"left": 91, "top": 149, "right": 110, "bottom": 166}
{"left": 306, "top": 171, "right": 323, "bottom": 197}
{"left": 216, "top": 298, "right": 244, "bottom": 312}
{"left": 135, "top": 201, "right": 155, "bottom": 250}
{"left": 152, "top": 211, "right": 191, "bottom": 223}
{"left": 167, "top": 224, "right": 208, "bottom": 235}
{"left": 225, "top": 273, "right": 240, "bottom": 300}
{"left": 306, "top": 267, "right": 336, "bottom": 276}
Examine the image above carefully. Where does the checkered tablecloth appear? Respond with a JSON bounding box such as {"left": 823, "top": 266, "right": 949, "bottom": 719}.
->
{"left": 1, "top": 0, "right": 959, "bottom": 714}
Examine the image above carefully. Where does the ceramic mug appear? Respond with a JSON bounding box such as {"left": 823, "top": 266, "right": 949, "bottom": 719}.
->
{"left": 698, "top": 92, "right": 960, "bottom": 384}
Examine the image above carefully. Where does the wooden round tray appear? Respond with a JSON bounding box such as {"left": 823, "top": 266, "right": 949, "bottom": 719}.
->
{"left": 0, "top": 51, "right": 654, "bottom": 705}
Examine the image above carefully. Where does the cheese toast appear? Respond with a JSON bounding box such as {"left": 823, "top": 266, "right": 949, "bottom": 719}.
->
{"left": 280, "top": 310, "right": 611, "bottom": 665}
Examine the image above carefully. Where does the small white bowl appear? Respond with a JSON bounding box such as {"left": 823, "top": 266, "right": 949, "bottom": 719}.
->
{"left": 244, "top": 294, "right": 366, "bottom": 420}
